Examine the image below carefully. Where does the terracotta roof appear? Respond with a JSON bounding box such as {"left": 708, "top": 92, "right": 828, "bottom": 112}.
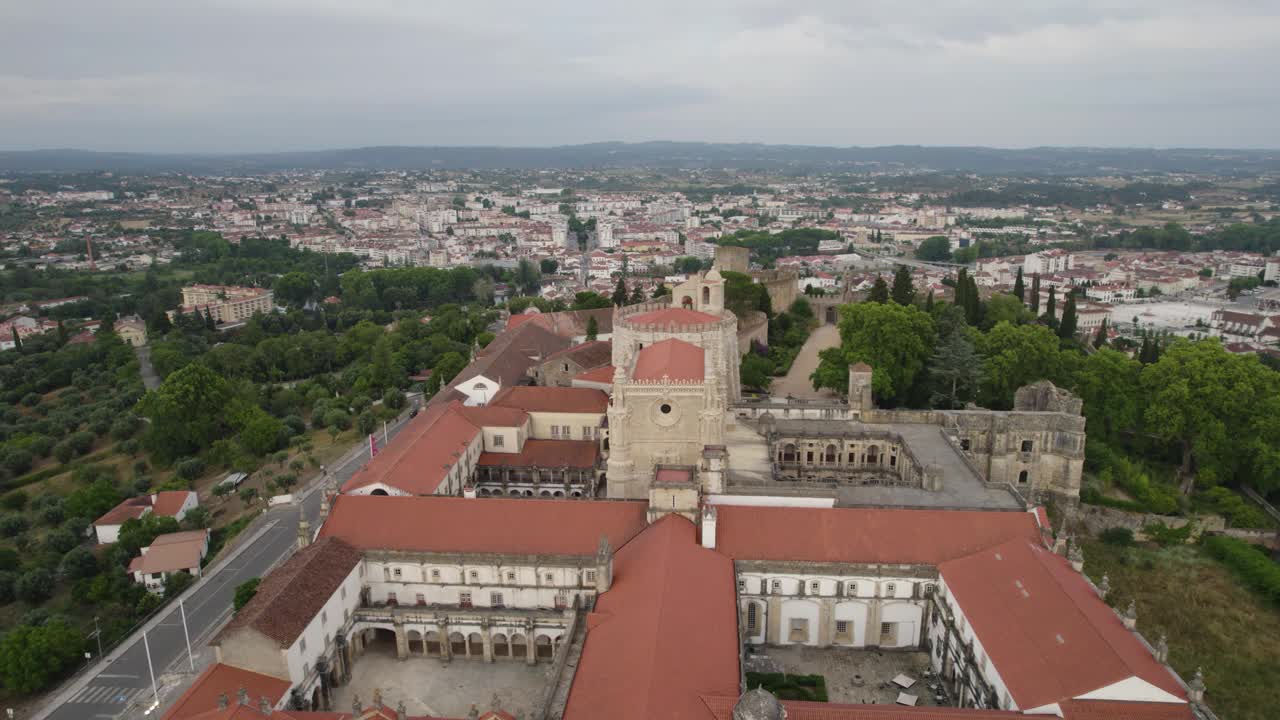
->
{"left": 319, "top": 495, "right": 647, "bottom": 557}
{"left": 95, "top": 496, "right": 152, "bottom": 526}
{"left": 572, "top": 365, "right": 615, "bottom": 385}
{"left": 439, "top": 321, "right": 570, "bottom": 403}
{"left": 458, "top": 404, "right": 529, "bottom": 428}
{"left": 626, "top": 307, "right": 719, "bottom": 327}
{"left": 490, "top": 386, "right": 609, "bottom": 414}
{"left": 477, "top": 439, "right": 598, "bottom": 469}
{"left": 342, "top": 402, "right": 480, "bottom": 495}
{"left": 653, "top": 467, "right": 693, "bottom": 484}
{"left": 702, "top": 697, "right": 1019, "bottom": 719}
{"left": 541, "top": 340, "right": 613, "bottom": 370}
{"left": 940, "top": 538, "right": 1185, "bottom": 710}
{"left": 505, "top": 308, "right": 613, "bottom": 338}
{"left": 153, "top": 490, "right": 196, "bottom": 517}
{"left": 714, "top": 506, "right": 1041, "bottom": 565}
{"left": 632, "top": 338, "right": 705, "bottom": 382}
{"left": 1058, "top": 699, "right": 1194, "bottom": 720}
{"left": 213, "top": 536, "right": 361, "bottom": 649}
{"left": 160, "top": 663, "right": 290, "bottom": 720}
{"left": 129, "top": 530, "right": 207, "bottom": 575}
{"left": 563, "top": 515, "right": 740, "bottom": 720}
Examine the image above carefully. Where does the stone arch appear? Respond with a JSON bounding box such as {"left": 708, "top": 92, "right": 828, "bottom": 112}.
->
{"left": 535, "top": 634, "right": 554, "bottom": 660}
{"left": 370, "top": 488, "right": 389, "bottom": 496}
{"left": 478, "top": 488, "right": 491, "bottom": 497}
{"left": 823, "top": 444, "right": 838, "bottom": 464}
{"left": 825, "top": 305, "right": 837, "bottom": 324}
{"left": 523, "top": 489, "right": 534, "bottom": 497}
{"left": 553, "top": 490, "right": 564, "bottom": 497}
{"left": 570, "top": 490, "right": 583, "bottom": 498}
{"left": 865, "top": 445, "right": 880, "bottom": 465}
{"left": 407, "top": 629, "right": 424, "bottom": 655}
{"left": 467, "top": 632, "right": 483, "bottom": 657}
{"left": 492, "top": 632, "right": 510, "bottom": 658}
{"left": 880, "top": 602, "right": 924, "bottom": 648}
{"left": 425, "top": 631, "right": 442, "bottom": 656}
{"left": 511, "top": 633, "right": 528, "bottom": 658}
{"left": 540, "top": 490, "right": 552, "bottom": 497}
{"left": 779, "top": 443, "right": 798, "bottom": 463}
{"left": 681, "top": 295, "right": 694, "bottom": 309}
{"left": 702, "top": 286, "right": 711, "bottom": 305}
{"left": 449, "top": 632, "right": 466, "bottom": 656}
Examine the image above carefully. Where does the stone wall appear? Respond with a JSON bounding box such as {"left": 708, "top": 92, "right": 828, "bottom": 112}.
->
{"left": 1074, "top": 504, "right": 1225, "bottom": 542}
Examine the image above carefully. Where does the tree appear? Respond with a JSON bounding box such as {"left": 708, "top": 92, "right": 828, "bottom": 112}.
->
{"left": 1029, "top": 273, "right": 1041, "bottom": 314}
{"left": 15, "top": 568, "right": 54, "bottom": 603}
{"left": 652, "top": 282, "right": 669, "bottom": 298}
{"left": 238, "top": 487, "right": 259, "bottom": 505}
{"left": 514, "top": 259, "right": 541, "bottom": 295}
{"left": 10, "top": 327, "right": 21, "bottom": 353}
{"left": 1093, "top": 318, "right": 1109, "bottom": 348}
{"left": 928, "top": 330, "right": 983, "bottom": 409}
{"left": 212, "top": 483, "right": 234, "bottom": 504}
{"left": 890, "top": 266, "right": 915, "bottom": 306}
{"left": 585, "top": 316, "right": 599, "bottom": 342}
{"left": 983, "top": 294, "right": 1031, "bottom": 329}
{"left": 234, "top": 577, "right": 261, "bottom": 611}
{"left": 382, "top": 388, "right": 406, "bottom": 410}
{"left": 866, "top": 276, "right": 889, "bottom": 303}
{"left": 539, "top": 258, "right": 558, "bottom": 275}
{"left": 915, "top": 236, "right": 951, "bottom": 262}
{"left": 1072, "top": 348, "right": 1142, "bottom": 442}
{"left": 357, "top": 411, "right": 377, "bottom": 436}
{"left": 165, "top": 571, "right": 194, "bottom": 597}
{"left": 1058, "top": 293, "right": 1078, "bottom": 339}
{"left": 1012, "top": 267, "right": 1025, "bottom": 301}
{"left": 629, "top": 284, "right": 645, "bottom": 304}
{"left": 0, "top": 620, "right": 85, "bottom": 693}
{"left": 978, "top": 322, "right": 1070, "bottom": 408}
{"left": 175, "top": 458, "right": 207, "bottom": 482}
{"left": 810, "top": 302, "right": 935, "bottom": 404}
{"left": 137, "top": 364, "right": 232, "bottom": 460}
{"left": 434, "top": 352, "right": 467, "bottom": 385}
{"left": 59, "top": 546, "right": 98, "bottom": 580}
{"left": 741, "top": 353, "right": 774, "bottom": 391}
{"left": 273, "top": 271, "right": 315, "bottom": 307}
{"left": 1043, "top": 287, "right": 1057, "bottom": 323}
{"left": 924, "top": 290, "right": 934, "bottom": 313}
{"left": 612, "top": 277, "right": 628, "bottom": 307}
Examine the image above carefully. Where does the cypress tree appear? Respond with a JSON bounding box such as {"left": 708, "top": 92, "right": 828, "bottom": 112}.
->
{"left": 1012, "top": 267, "right": 1025, "bottom": 301}
{"left": 868, "top": 275, "right": 889, "bottom": 303}
{"left": 10, "top": 327, "right": 21, "bottom": 352}
{"left": 1093, "top": 318, "right": 1108, "bottom": 348}
{"left": 1058, "top": 293, "right": 1078, "bottom": 339}
{"left": 891, "top": 265, "right": 915, "bottom": 306}
{"left": 612, "top": 276, "right": 628, "bottom": 307}
{"left": 925, "top": 290, "right": 935, "bottom": 313}
{"left": 1045, "top": 287, "right": 1057, "bottom": 322}
{"left": 1029, "top": 274, "right": 1041, "bottom": 314}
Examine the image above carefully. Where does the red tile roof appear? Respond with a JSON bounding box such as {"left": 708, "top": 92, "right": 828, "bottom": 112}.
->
{"left": 458, "top": 404, "right": 529, "bottom": 428}
{"left": 342, "top": 402, "right": 480, "bottom": 495}
{"left": 573, "top": 365, "right": 615, "bottom": 384}
{"left": 1058, "top": 700, "right": 1193, "bottom": 720}
{"left": 212, "top": 536, "right": 361, "bottom": 649}
{"left": 478, "top": 439, "right": 598, "bottom": 469}
{"left": 940, "top": 539, "right": 1185, "bottom": 710}
{"left": 632, "top": 338, "right": 704, "bottom": 382}
{"left": 319, "top": 495, "right": 647, "bottom": 557}
{"left": 95, "top": 496, "right": 152, "bottom": 526}
{"left": 542, "top": 340, "right": 612, "bottom": 369}
{"left": 564, "top": 515, "right": 740, "bottom": 720}
{"left": 490, "top": 386, "right": 609, "bottom": 414}
{"left": 626, "top": 307, "right": 719, "bottom": 327}
{"left": 654, "top": 467, "right": 693, "bottom": 484}
{"left": 153, "top": 490, "right": 196, "bottom": 517}
{"left": 702, "top": 697, "right": 1019, "bottom": 719}
{"left": 715, "top": 506, "right": 1042, "bottom": 565}
{"left": 129, "top": 530, "right": 207, "bottom": 575}
{"left": 160, "top": 663, "right": 289, "bottom": 720}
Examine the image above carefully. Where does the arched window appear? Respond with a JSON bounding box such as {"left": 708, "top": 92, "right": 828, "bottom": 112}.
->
{"left": 1018, "top": 470, "right": 1029, "bottom": 484}
{"left": 681, "top": 296, "right": 694, "bottom": 309}
{"left": 702, "top": 286, "right": 711, "bottom": 305}
{"left": 780, "top": 443, "right": 798, "bottom": 463}
{"left": 865, "top": 445, "right": 879, "bottom": 465}
{"left": 824, "top": 444, "right": 837, "bottom": 463}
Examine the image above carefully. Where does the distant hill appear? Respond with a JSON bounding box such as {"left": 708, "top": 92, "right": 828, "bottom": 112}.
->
{"left": 2, "top": 142, "right": 1278, "bottom": 175}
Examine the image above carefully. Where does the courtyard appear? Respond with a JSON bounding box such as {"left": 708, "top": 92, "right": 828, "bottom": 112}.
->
{"left": 328, "top": 643, "right": 552, "bottom": 719}
{"left": 747, "top": 644, "right": 945, "bottom": 707}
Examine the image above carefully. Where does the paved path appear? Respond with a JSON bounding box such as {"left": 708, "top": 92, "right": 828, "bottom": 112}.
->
{"left": 769, "top": 324, "right": 840, "bottom": 400}
{"left": 37, "top": 410, "right": 417, "bottom": 720}
{"left": 135, "top": 345, "right": 160, "bottom": 391}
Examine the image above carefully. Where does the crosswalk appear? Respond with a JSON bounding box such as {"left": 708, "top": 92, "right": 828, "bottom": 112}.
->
{"left": 67, "top": 684, "right": 149, "bottom": 705}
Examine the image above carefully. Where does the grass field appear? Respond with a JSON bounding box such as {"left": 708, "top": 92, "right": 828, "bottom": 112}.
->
{"left": 1080, "top": 539, "right": 1280, "bottom": 720}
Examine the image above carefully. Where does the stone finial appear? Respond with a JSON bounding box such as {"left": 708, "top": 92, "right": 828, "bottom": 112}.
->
{"left": 259, "top": 696, "right": 272, "bottom": 715}
{"left": 352, "top": 693, "right": 362, "bottom": 714}
{"left": 732, "top": 687, "right": 787, "bottom": 720}
{"left": 217, "top": 693, "right": 228, "bottom": 709}
{"left": 372, "top": 688, "right": 382, "bottom": 707}
{"left": 468, "top": 705, "right": 480, "bottom": 720}
{"left": 1098, "top": 574, "right": 1111, "bottom": 598}
{"left": 397, "top": 700, "right": 407, "bottom": 720}
{"left": 1155, "top": 634, "right": 1169, "bottom": 663}
{"left": 1188, "top": 667, "right": 1206, "bottom": 703}
{"left": 1067, "top": 542, "right": 1084, "bottom": 572}
{"left": 1122, "top": 600, "right": 1137, "bottom": 630}
{"left": 237, "top": 687, "right": 249, "bottom": 706}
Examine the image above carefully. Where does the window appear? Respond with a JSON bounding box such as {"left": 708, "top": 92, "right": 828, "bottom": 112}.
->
{"left": 563, "top": 363, "right": 570, "bottom": 372}
{"left": 789, "top": 618, "right": 809, "bottom": 642}
{"left": 880, "top": 622, "right": 894, "bottom": 641}
{"left": 746, "top": 603, "right": 759, "bottom": 632}
{"left": 847, "top": 582, "right": 857, "bottom": 596}
{"left": 300, "top": 637, "right": 307, "bottom": 652}
{"left": 659, "top": 403, "right": 672, "bottom": 414}
{"left": 885, "top": 583, "right": 896, "bottom": 597}
{"left": 460, "top": 591, "right": 472, "bottom": 608}
{"left": 737, "top": 579, "right": 746, "bottom": 592}
{"left": 387, "top": 592, "right": 397, "bottom": 605}
{"left": 493, "top": 434, "right": 505, "bottom": 448}
{"left": 555, "top": 593, "right": 568, "bottom": 609}
{"left": 321, "top": 611, "right": 328, "bottom": 625}
{"left": 1021, "top": 440, "right": 1034, "bottom": 453}
{"left": 806, "top": 451, "right": 814, "bottom": 463}
{"left": 469, "top": 570, "right": 479, "bottom": 582}
{"left": 960, "top": 438, "right": 971, "bottom": 451}
{"left": 834, "top": 621, "right": 850, "bottom": 641}
{"left": 431, "top": 569, "right": 440, "bottom": 581}
{"left": 809, "top": 581, "right": 820, "bottom": 595}
{"left": 770, "top": 579, "right": 782, "bottom": 593}
{"left": 1018, "top": 470, "right": 1029, "bottom": 484}
{"left": 303, "top": 662, "right": 310, "bottom": 678}
{"left": 585, "top": 570, "right": 597, "bottom": 583}
{"left": 551, "top": 426, "right": 561, "bottom": 439}
{"left": 582, "top": 426, "right": 593, "bottom": 440}
{"left": 562, "top": 425, "right": 572, "bottom": 437}
{"left": 341, "top": 586, "right": 347, "bottom": 599}
{"left": 507, "top": 571, "right": 517, "bottom": 583}
{"left": 491, "top": 592, "right": 505, "bottom": 608}
{"left": 415, "top": 593, "right": 425, "bottom": 605}
{"left": 545, "top": 573, "right": 554, "bottom": 584}
{"left": 393, "top": 567, "right": 402, "bottom": 579}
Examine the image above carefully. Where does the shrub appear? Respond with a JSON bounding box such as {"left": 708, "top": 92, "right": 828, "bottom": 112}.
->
{"left": 1, "top": 491, "right": 28, "bottom": 511}
{"left": 1203, "top": 535, "right": 1280, "bottom": 604}
{"left": 382, "top": 388, "right": 405, "bottom": 410}
{"left": 175, "top": 458, "right": 207, "bottom": 482}
{"left": 2, "top": 450, "right": 33, "bottom": 476}
{"left": 20, "top": 393, "right": 41, "bottom": 407}
{"left": 282, "top": 415, "right": 306, "bottom": 437}
{"left": 0, "top": 571, "right": 14, "bottom": 603}
{"left": 234, "top": 577, "right": 261, "bottom": 611}
{"left": 1099, "top": 527, "right": 1134, "bottom": 547}
{"left": 44, "top": 527, "right": 78, "bottom": 555}
{"left": 67, "top": 431, "right": 95, "bottom": 455}
{"left": 59, "top": 546, "right": 98, "bottom": 580}
{"left": 0, "top": 514, "right": 29, "bottom": 537}
{"left": 14, "top": 568, "right": 54, "bottom": 603}
{"left": 1145, "top": 521, "right": 1193, "bottom": 547}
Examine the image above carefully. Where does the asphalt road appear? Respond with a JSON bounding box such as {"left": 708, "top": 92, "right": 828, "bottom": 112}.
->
{"left": 40, "top": 409, "right": 417, "bottom": 720}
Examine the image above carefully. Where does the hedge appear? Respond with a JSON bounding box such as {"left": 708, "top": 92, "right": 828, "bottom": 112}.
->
{"left": 1203, "top": 535, "right": 1280, "bottom": 605}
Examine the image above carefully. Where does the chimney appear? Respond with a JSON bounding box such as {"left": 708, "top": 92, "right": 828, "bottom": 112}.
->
{"left": 237, "top": 688, "right": 249, "bottom": 706}
{"left": 701, "top": 505, "right": 718, "bottom": 550}
{"left": 467, "top": 705, "right": 480, "bottom": 720}
{"left": 297, "top": 519, "right": 311, "bottom": 550}
{"left": 595, "top": 535, "right": 613, "bottom": 593}
{"left": 259, "top": 696, "right": 272, "bottom": 715}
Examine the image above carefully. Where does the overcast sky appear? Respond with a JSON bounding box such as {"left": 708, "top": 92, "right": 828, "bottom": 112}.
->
{"left": 2, "top": 0, "right": 1279, "bottom": 152}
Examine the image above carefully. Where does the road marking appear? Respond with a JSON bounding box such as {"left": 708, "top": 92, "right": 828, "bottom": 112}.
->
{"left": 97, "top": 674, "right": 139, "bottom": 679}
{"left": 68, "top": 685, "right": 145, "bottom": 704}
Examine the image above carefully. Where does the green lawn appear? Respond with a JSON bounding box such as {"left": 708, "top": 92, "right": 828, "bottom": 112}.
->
{"left": 1080, "top": 539, "right": 1280, "bottom": 720}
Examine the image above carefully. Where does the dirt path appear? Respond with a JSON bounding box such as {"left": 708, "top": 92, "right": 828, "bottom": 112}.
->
{"left": 770, "top": 323, "right": 840, "bottom": 399}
